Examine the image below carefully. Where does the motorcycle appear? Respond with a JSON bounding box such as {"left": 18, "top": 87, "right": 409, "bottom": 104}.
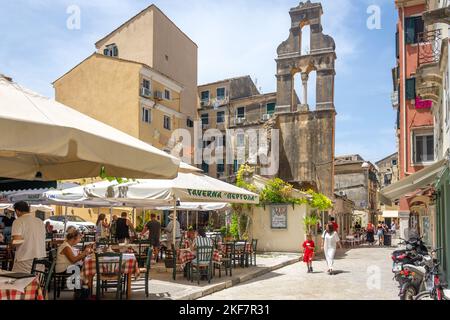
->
{"left": 414, "top": 249, "right": 450, "bottom": 300}
{"left": 391, "top": 237, "right": 428, "bottom": 285}
{"left": 399, "top": 248, "right": 440, "bottom": 300}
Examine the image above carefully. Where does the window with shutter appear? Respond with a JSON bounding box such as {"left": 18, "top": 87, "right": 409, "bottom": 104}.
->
{"left": 406, "top": 78, "right": 416, "bottom": 100}
{"left": 201, "top": 113, "right": 209, "bottom": 125}
{"left": 396, "top": 30, "right": 399, "bottom": 58}
{"left": 405, "top": 16, "right": 424, "bottom": 44}
{"left": 113, "top": 46, "right": 118, "bottom": 57}
{"left": 217, "top": 111, "right": 225, "bottom": 123}
{"left": 266, "top": 103, "right": 276, "bottom": 115}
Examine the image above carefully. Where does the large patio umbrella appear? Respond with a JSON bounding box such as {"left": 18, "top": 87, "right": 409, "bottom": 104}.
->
{"left": 0, "top": 76, "right": 180, "bottom": 180}
{"left": 84, "top": 172, "right": 259, "bottom": 244}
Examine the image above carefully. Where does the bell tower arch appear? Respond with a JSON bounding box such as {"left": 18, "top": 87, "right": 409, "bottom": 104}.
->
{"left": 276, "top": 1, "right": 336, "bottom": 112}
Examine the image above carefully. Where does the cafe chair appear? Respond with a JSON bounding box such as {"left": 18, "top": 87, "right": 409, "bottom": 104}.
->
{"left": 0, "top": 244, "right": 14, "bottom": 271}
{"left": 31, "top": 255, "right": 56, "bottom": 300}
{"left": 166, "top": 244, "right": 185, "bottom": 281}
{"left": 232, "top": 240, "right": 248, "bottom": 268}
{"left": 95, "top": 252, "right": 125, "bottom": 300}
{"left": 249, "top": 239, "right": 258, "bottom": 266}
{"left": 138, "top": 246, "right": 153, "bottom": 298}
{"left": 137, "top": 239, "right": 152, "bottom": 268}
{"left": 214, "top": 242, "right": 233, "bottom": 277}
{"left": 190, "top": 245, "right": 213, "bottom": 285}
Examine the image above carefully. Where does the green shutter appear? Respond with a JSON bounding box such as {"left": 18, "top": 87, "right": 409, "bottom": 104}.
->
{"left": 266, "top": 103, "right": 276, "bottom": 115}
{"left": 406, "top": 78, "right": 416, "bottom": 100}
{"left": 405, "top": 17, "right": 416, "bottom": 44}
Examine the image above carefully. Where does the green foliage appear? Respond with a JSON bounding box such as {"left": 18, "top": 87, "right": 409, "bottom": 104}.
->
{"left": 135, "top": 223, "right": 144, "bottom": 233}
{"left": 99, "top": 166, "right": 132, "bottom": 184}
{"left": 219, "top": 226, "right": 231, "bottom": 238}
{"left": 306, "top": 190, "right": 333, "bottom": 211}
{"left": 230, "top": 213, "right": 240, "bottom": 240}
{"left": 303, "top": 214, "right": 320, "bottom": 234}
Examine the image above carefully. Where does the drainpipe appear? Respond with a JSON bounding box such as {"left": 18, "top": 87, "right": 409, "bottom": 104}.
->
{"left": 401, "top": 6, "right": 408, "bottom": 177}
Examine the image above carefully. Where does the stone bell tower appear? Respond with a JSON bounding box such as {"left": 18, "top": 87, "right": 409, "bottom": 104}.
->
{"left": 273, "top": 1, "right": 336, "bottom": 197}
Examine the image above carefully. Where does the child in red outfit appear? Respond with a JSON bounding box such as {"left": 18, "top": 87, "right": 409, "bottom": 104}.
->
{"left": 302, "top": 234, "right": 315, "bottom": 273}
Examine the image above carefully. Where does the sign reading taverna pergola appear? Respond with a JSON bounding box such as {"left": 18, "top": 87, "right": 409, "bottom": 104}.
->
{"left": 185, "top": 189, "right": 258, "bottom": 203}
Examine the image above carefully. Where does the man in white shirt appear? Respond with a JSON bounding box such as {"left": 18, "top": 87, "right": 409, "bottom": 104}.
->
{"left": 11, "top": 201, "right": 46, "bottom": 273}
{"left": 165, "top": 214, "right": 181, "bottom": 249}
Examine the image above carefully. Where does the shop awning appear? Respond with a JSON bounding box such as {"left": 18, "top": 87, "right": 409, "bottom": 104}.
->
{"left": 380, "top": 159, "right": 448, "bottom": 205}
{"left": 382, "top": 210, "right": 399, "bottom": 218}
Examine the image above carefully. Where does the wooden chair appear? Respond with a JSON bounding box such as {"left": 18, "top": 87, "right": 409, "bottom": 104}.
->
{"left": 31, "top": 255, "right": 56, "bottom": 300}
{"left": 190, "top": 245, "right": 214, "bottom": 284}
{"left": 232, "top": 240, "right": 248, "bottom": 268}
{"left": 136, "top": 239, "right": 152, "bottom": 268}
{"left": 249, "top": 239, "right": 258, "bottom": 266}
{"left": 95, "top": 252, "right": 125, "bottom": 300}
{"left": 138, "top": 246, "right": 153, "bottom": 298}
{"left": 165, "top": 245, "right": 185, "bottom": 281}
{"left": 214, "top": 242, "right": 232, "bottom": 277}
{"left": 0, "top": 244, "right": 14, "bottom": 271}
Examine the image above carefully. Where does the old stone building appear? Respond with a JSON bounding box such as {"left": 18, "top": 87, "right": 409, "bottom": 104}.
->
{"left": 334, "top": 155, "right": 380, "bottom": 224}
{"left": 197, "top": 1, "right": 337, "bottom": 198}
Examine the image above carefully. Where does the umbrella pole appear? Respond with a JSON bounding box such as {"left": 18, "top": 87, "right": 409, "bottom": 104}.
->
{"left": 196, "top": 211, "right": 199, "bottom": 231}
{"left": 63, "top": 206, "right": 68, "bottom": 234}
{"left": 173, "top": 197, "right": 177, "bottom": 247}
{"left": 132, "top": 208, "right": 135, "bottom": 227}
{"left": 109, "top": 207, "right": 112, "bottom": 224}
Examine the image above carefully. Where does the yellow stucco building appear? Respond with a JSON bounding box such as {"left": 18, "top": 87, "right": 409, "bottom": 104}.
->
{"left": 51, "top": 4, "right": 198, "bottom": 224}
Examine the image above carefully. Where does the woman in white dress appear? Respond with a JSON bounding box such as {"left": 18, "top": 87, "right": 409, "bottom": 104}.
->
{"left": 322, "top": 223, "right": 342, "bottom": 275}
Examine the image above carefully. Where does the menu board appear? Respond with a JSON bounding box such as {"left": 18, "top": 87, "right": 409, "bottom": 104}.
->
{"left": 271, "top": 205, "right": 288, "bottom": 229}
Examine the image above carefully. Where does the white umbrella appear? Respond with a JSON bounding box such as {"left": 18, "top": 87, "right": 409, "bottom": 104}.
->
{"left": 85, "top": 173, "right": 259, "bottom": 244}
{"left": 0, "top": 76, "right": 180, "bottom": 180}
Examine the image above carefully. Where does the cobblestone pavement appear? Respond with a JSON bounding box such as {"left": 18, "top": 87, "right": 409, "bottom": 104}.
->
{"left": 201, "top": 246, "right": 399, "bottom": 300}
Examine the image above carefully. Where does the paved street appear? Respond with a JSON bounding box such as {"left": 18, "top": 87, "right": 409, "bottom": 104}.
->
{"left": 201, "top": 246, "right": 399, "bottom": 300}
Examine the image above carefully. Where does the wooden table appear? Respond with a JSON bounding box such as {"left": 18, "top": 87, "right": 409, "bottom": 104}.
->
{"left": 0, "top": 272, "right": 43, "bottom": 300}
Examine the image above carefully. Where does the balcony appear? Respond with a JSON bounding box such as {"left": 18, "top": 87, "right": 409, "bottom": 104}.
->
{"left": 229, "top": 109, "right": 275, "bottom": 127}
{"left": 416, "top": 29, "right": 444, "bottom": 103}
{"left": 423, "top": 5, "right": 450, "bottom": 25}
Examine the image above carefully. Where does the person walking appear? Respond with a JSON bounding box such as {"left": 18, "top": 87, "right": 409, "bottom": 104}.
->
{"left": 165, "top": 214, "right": 181, "bottom": 249}
{"left": 366, "top": 222, "right": 375, "bottom": 245}
{"left": 11, "top": 201, "right": 46, "bottom": 273}
{"left": 302, "top": 234, "right": 315, "bottom": 273}
{"left": 377, "top": 222, "right": 384, "bottom": 246}
{"left": 322, "top": 223, "right": 342, "bottom": 275}
{"left": 141, "top": 214, "right": 161, "bottom": 259}
{"left": 116, "top": 212, "right": 135, "bottom": 244}
{"left": 95, "top": 214, "right": 108, "bottom": 242}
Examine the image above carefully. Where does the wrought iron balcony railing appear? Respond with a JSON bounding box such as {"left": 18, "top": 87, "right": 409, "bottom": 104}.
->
{"left": 417, "top": 29, "right": 442, "bottom": 67}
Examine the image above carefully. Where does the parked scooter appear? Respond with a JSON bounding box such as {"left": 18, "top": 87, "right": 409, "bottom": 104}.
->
{"left": 391, "top": 237, "right": 428, "bottom": 285}
{"left": 414, "top": 259, "right": 450, "bottom": 300}
{"left": 399, "top": 248, "right": 441, "bottom": 300}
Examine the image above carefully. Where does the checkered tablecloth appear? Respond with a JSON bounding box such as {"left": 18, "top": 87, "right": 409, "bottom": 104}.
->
{"left": 81, "top": 254, "right": 140, "bottom": 284}
{"left": 0, "top": 277, "right": 44, "bottom": 300}
{"left": 178, "top": 249, "right": 221, "bottom": 267}
{"left": 219, "top": 242, "right": 253, "bottom": 254}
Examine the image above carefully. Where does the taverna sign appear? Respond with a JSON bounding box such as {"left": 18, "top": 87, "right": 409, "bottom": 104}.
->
{"left": 186, "top": 189, "right": 258, "bottom": 204}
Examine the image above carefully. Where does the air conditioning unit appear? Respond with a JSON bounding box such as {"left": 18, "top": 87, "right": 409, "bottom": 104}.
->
{"left": 154, "top": 90, "right": 163, "bottom": 100}
{"left": 201, "top": 100, "right": 210, "bottom": 108}
{"left": 235, "top": 117, "right": 246, "bottom": 125}
{"left": 262, "top": 114, "right": 271, "bottom": 121}
{"left": 141, "top": 87, "right": 152, "bottom": 98}
{"left": 202, "top": 124, "right": 210, "bottom": 130}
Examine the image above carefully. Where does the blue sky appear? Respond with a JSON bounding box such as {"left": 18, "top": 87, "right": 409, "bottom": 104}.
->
{"left": 0, "top": 0, "right": 398, "bottom": 163}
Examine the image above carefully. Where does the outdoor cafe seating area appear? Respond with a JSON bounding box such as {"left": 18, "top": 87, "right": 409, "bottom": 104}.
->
{"left": 1, "top": 221, "right": 259, "bottom": 300}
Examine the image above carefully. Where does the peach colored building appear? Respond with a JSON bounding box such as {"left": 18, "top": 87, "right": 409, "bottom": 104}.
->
{"left": 393, "top": 0, "right": 435, "bottom": 239}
